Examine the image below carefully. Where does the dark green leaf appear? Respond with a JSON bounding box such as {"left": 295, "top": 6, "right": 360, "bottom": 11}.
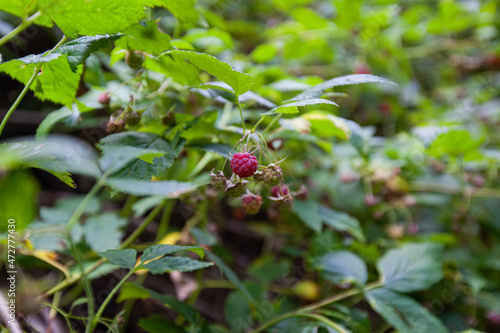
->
{"left": 377, "top": 242, "right": 444, "bottom": 293}
{"left": 141, "top": 244, "right": 206, "bottom": 262}
{"left": 138, "top": 315, "right": 186, "bottom": 333}
{"left": 289, "top": 74, "right": 397, "bottom": 102}
{"left": 316, "top": 251, "right": 367, "bottom": 285}
{"left": 97, "top": 249, "right": 137, "bottom": 269}
{"left": 143, "top": 256, "right": 213, "bottom": 274}
{"left": 105, "top": 178, "right": 199, "bottom": 197}
{"left": 319, "top": 205, "right": 365, "bottom": 242}
{"left": 366, "top": 288, "right": 448, "bottom": 333}
{"left": 262, "top": 98, "right": 338, "bottom": 116}
{"left": 83, "top": 213, "right": 127, "bottom": 252}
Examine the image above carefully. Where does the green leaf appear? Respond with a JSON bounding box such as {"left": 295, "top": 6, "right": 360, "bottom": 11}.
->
{"left": 117, "top": 281, "right": 151, "bottom": 303}
{"left": 138, "top": 315, "right": 186, "bottom": 333}
{"left": 292, "top": 200, "right": 323, "bottom": 233}
{"left": 206, "top": 252, "right": 259, "bottom": 310}
{"left": 54, "top": 34, "right": 122, "bottom": 71}
{"left": 319, "top": 205, "right": 365, "bottom": 242}
{"left": 167, "top": 50, "right": 253, "bottom": 95}
{"left": 288, "top": 74, "right": 397, "bottom": 102}
{"left": 105, "top": 178, "right": 199, "bottom": 197}
{"left": 366, "top": 288, "right": 448, "bottom": 333}
{"left": 142, "top": 256, "right": 213, "bottom": 274}
{"left": 146, "top": 0, "right": 199, "bottom": 24}
{"left": 141, "top": 244, "right": 206, "bottom": 262}
{"left": 187, "top": 142, "right": 232, "bottom": 157}
{"left": 127, "top": 282, "right": 200, "bottom": 324}
{"left": 262, "top": 98, "right": 338, "bottom": 116}
{"left": 0, "top": 54, "right": 82, "bottom": 106}
{"left": 99, "top": 145, "right": 168, "bottom": 175}
{"left": 0, "top": 0, "right": 32, "bottom": 18}
{"left": 377, "top": 242, "right": 444, "bottom": 293}
{"left": 116, "top": 20, "right": 170, "bottom": 55}
{"left": 428, "top": 130, "right": 484, "bottom": 159}
{"left": 99, "top": 132, "right": 179, "bottom": 181}
{"left": 83, "top": 213, "right": 127, "bottom": 252}
{"left": 248, "top": 255, "right": 291, "bottom": 284}
{"left": 36, "top": 107, "right": 74, "bottom": 139}
{"left": 37, "top": 0, "right": 146, "bottom": 38}
{"left": 224, "top": 291, "right": 253, "bottom": 332}
{"left": 97, "top": 249, "right": 137, "bottom": 269}
{"left": 316, "top": 251, "right": 367, "bottom": 286}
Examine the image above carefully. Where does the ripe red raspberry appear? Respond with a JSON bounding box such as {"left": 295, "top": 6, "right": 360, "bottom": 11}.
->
{"left": 231, "top": 152, "right": 258, "bottom": 178}
{"left": 271, "top": 185, "right": 289, "bottom": 198}
{"left": 242, "top": 194, "right": 262, "bottom": 215}
{"left": 262, "top": 164, "right": 283, "bottom": 185}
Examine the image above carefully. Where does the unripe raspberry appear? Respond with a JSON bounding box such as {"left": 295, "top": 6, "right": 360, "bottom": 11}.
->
{"left": 340, "top": 173, "right": 358, "bottom": 183}
{"left": 210, "top": 170, "right": 227, "bottom": 190}
{"left": 225, "top": 182, "right": 246, "bottom": 197}
{"left": 242, "top": 194, "right": 262, "bottom": 215}
{"left": 262, "top": 164, "right": 283, "bottom": 185}
{"left": 98, "top": 92, "right": 111, "bottom": 105}
{"left": 271, "top": 185, "right": 289, "bottom": 198}
{"left": 407, "top": 224, "right": 419, "bottom": 235}
{"left": 253, "top": 171, "right": 263, "bottom": 182}
{"left": 486, "top": 311, "right": 500, "bottom": 326}
{"left": 106, "top": 115, "right": 126, "bottom": 133}
{"left": 126, "top": 111, "right": 141, "bottom": 126}
{"left": 230, "top": 152, "right": 258, "bottom": 178}
{"left": 125, "top": 50, "right": 145, "bottom": 69}
{"left": 161, "top": 113, "right": 176, "bottom": 127}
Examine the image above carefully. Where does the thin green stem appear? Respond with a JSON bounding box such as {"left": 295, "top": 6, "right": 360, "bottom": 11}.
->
{"left": 236, "top": 97, "right": 246, "bottom": 132}
{"left": 0, "top": 66, "right": 39, "bottom": 137}
{"left": 156, "top": 200, "right": 174, "bottom": 241}
{"left": 91, "top": 269, "right": 135, "bottom": 330}
{"left": 295, "top": 313, "right": 350, "bottom": 333}
{"left": 251, "top": 281, "right": 382, "bottom": 333}
{"left": 0, "top": 11, "right": 41, "bottom": 48}
{"left": 262, "top": 114, "right": 281, "bottom": 135}
{"left": 39, "top": 202, "right": 164, "bottom": 299}
{"left": 0, "top": 34, "right": 66, "bottom": 138}
{"left": 120, "top": 202, "right": 165, "bottom": 248}
{"left": 251, "top": 115, "right": 266, "bottom": 133}
{"left": 66, "top": 180, "right": 104, "bottom": 231}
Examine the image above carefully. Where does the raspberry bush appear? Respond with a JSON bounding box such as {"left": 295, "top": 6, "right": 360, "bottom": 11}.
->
{"left": 0, "top": 1, "right": 499, "bottom": 333}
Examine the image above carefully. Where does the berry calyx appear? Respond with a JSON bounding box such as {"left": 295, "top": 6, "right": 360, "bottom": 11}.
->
{"left": 262, "top": 164, "right": 283, "bottom": 186}
{"left": 225, "top": 181, "right": 246, "bottom": 197}
{"left": 271, "top": 185, "right": 289, "bottom": 198}
{"left": 98, "top": 92, "right": 111, "bottom": 105}
{"left": 242, "top": 194, "right": 262, "bottom": 215}
{"left": 125, "top": 50, "right": 145, "bottom": 69}
{"left": 294, "top": 185, "right": 309, "bottom": 201}
{"left": 210, "top": 169, "right": 227, "bottom": 190}
{"left": 231, "top": 152, "right": 258, "bottom": 178}
{"left": 106, "top": 114, "right": 126, "bottom": 133}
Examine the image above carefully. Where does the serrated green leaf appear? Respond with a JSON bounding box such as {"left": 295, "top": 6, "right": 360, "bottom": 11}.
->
{"left": 97, "top": 249, "right": 137, "bottom": 269}
{"left": 116, "top": 20, "right": 170, "bottom": 55}
{"left": 105, "top": 178, "right": 199, "bottom": 197}
{"left": 187, "top": 142, "right": 232, "bottom": 157}
{"left": 288, "top": 74, "right": 397, "bottom": 102}
{"left": 366, "top": 288, "right": 448, "bottom": 333}
{"left": 37, "top": 0, "right": 146, "bottom": 38}
{"left": 167, "top": 50, "right": 253, "bottom": 95}
{"left": 143, "top": 256, "right": 213, "bottom": 274}
{"left": 262, "top": 98, "right": 338, "bottom": 116}
{"left": 316, "top": 251, "right": 367, "bottom": 285}
{"left": 292, "top": 200, "right": 323, "bottom": 233}
{"left": 377, "top": 242, "right": 444, "bottom": 293}
{"left": 0, "top": 54, "right": 82, "bottom": 106}
{"left": 142, "top": 244, "right": 206, "bottom": 262}
{"left": 83, "top": 213, "right": 127, "bottom": 252}
{"left": 54, "top": 34, "right": 122, "bottom": 71}
{"left": 319, "top": 205, "right": 365, "bottom": 242}
{"left": 99, "top": 145, "right": 168, "bottom": 175}
{"left": 146, "top": 0, "right": 199, "bottom": 24}
{"left": 99, "top": 132, "right": 179, "bottom": 181}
